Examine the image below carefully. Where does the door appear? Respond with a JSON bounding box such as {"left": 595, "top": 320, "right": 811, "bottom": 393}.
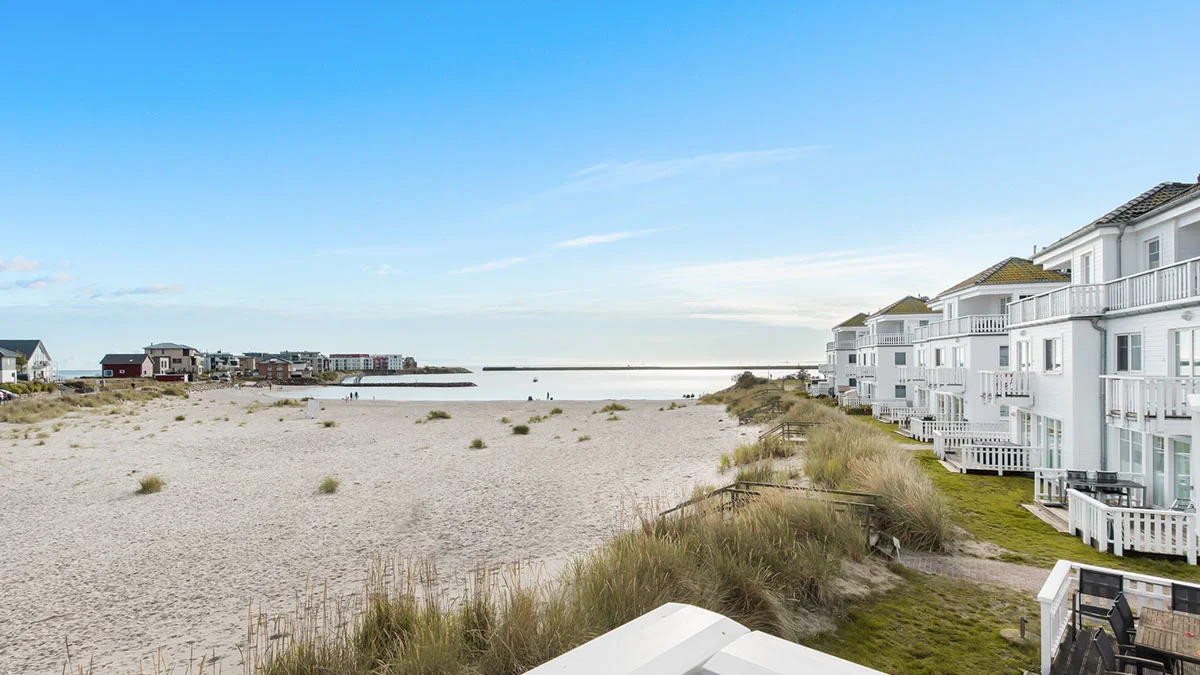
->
{"left": 1173, "top": 439, "right": 1192, "bottom": 505}
{"left": 1152, "top": 436, "right": 1166, "bottom": 508}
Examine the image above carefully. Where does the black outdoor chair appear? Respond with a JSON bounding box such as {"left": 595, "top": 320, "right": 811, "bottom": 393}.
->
{"left": 1077, "top": 569, "right": 1125, "bottom": 623}
{"left": 1095, "top": 471, "right": 1126, "bottom": 505}
{"left": 1172, "top": 582, "right": 1200, "bottom": 616}
{"left": 1093, "top": 628, "right": 1168, "bottom": 674}
{"left": 1107, "top": 596, "right": 1173, "bottom": 672}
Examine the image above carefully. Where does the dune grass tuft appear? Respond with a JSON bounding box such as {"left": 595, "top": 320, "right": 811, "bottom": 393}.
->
{"left": 319, "top": 476, "right": 340, "bottom": 494}
{"left": 321, "top": 420, "right": 338, "bottom": 428}
{"left": 174, "top": 414, "right": 186, "bottom": 421}
{"left": 512, "top": 424, "right": 530, "bottom": 435}
{"left": 577, "top": 435, "right": 591, "bottom": 442}
{"left": 136, "top": 474, "right": 165, "bottom": 495}
{"left": 599, "top": 402, "right": 628, "bottom": 413}
{"left": 550, "top": 407, "right": 563, "bottom": 415}
{"left": 427, "top": 410, "right": 452, "bottom": 421}
{"left": 470, "top": 438, "right": 487, "bottom": 449}
{"left": 500, "top": 417, "right": 511, "bottom": 424}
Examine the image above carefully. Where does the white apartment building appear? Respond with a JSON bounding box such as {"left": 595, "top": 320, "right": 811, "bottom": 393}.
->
{"left": 822, "top": 312, "right": 867, "bottom": 400}
{"left": 328, "top": 353, "right": 372, "bottom": 371}
{"left": 975, "top": 178, "right": 1200, "bottom": 561}
{"left": 848, "top": 296, "right": 936, "bottom": 407}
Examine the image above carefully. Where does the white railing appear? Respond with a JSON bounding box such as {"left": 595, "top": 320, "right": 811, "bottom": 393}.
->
{"left": 904, "top": 419, "right": 1009, "bottom": 443}
{"left": 825, "top": 341, "right": 835, "bottom": 351}
{"left": 1035, "top": 468, "right": 1066, "bottom": 503}
{"left": 1107, "top": 255, "right": 1200, "bottom": 311}
{"left": 827, "top": 340, "right": 856, "bottom": 351}
{"left": 931, "top": 428, "right": 1012, "bottom": 461}
{"left": 837, "top": 392, "right": 861, "bottom": 407}
{"left": 817, "top": 363, "right": 836, "bottom": 375}
{"left": 1066, "top": 489, "right": 1197, "bottom": 564}
{"left": 1038, "top": 560, "right": 1182, "bottom": 675}
{"left": 895, "top": 365, "right": 924, "bottom": 382}
{"left": 1008, "top": 284, "right": 1105, "bottom": 325}
{"left": 896, "top": 366, "right": 967, "bottom": 386}
{"left": 870, "top": 399, "right": 911, "bottom": 422}
{"left": 889, "top": 406, "right": 929, "bottom": 423}
{"left": 978, "top": 370, "right": 1035, "bottom": 403}
{"left": 913, "top": 314, "right": 1008, "bottom": 341}
{"left": 1103, "top": 375, "right": 1200, "bottom": 423}
{"left": 959, "top": 442, "right": 1044, "bottom": 474}
{"left": 856, "top": 332, "right": 913, "bottom": 348}
{"left": 847, "top": 364, "right": 876, "bottom": 378}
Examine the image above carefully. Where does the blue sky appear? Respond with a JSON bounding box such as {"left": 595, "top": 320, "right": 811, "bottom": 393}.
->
{"left": 3, "top": 2, "right": 1199, "bottom": 369}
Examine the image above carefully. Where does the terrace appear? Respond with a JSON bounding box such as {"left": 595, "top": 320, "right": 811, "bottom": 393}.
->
{"left": 912, "top": 314, "right": 1008, "bottom": 341}
{"left": 856, "top": 332, "right": 912, "bottom": 348}
{"left": 896, "top": 365, "right": 967, "bottom": 387}
{"left": 1103, "top": 375, "right": 1200, "bottom": 427}
{"left": 978, "top": 369, "right": 1036, "bottom": 403}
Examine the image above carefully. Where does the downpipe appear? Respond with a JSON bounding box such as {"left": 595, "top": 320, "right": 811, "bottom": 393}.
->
{"left": 1089, "top": 317, "right": 1108, "bottom": 470}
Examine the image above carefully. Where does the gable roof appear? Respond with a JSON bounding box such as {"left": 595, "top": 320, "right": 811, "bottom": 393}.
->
{"left": 144, "top": 342, "right": 195, "bottom": 350}
{"left": 0, "top": 340, "right": 47, "bottom": 360}
{"left": 937, "top": 257, "right": 1071, "bottom": 297}
{"left": 101, "top": 353, "right": 151, "bottom": 365}
{"left": 869, "top": 296, "right": 936, "bottom": 318}
{"left": 1041, "top": 181, "right": 1200, "bottom": 255}
{"left": 832, "top": 312, "right": 868, "bottom": 329}
{"left": 0, "top": 347, "right": 19, "bottom": 358}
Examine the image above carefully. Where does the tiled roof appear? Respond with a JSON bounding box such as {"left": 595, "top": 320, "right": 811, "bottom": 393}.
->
{"left": 101, "top": 353, "right": 150, "bottom": 365}
{"left": 938, "top": 257, "right": 1071, "bottom": 297}
{"left": 833, "top": 312, "right": 868, "bottom": 328}
{"left": 869, "top": 296, "right": 936, "bottom": 318}
{"left": 1041, "top": 181, "right": 1200, "bottom": 254}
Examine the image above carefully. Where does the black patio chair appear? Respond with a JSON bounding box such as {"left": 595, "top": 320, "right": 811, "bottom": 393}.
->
{"left": 1093, "top": 627, "right": 1168, "bottom": 674}
{"left": 1107, "top": 597, "right": 1172, "bottom": 672}
{"left": 1172, "top": 582, "right": 1200, "bottom": 616}
{"left": 1076, "top": 569, "right": 1125, "bottom": 623}
{"left": 1095, "top": 471, "right": 1126, "bottom": 505}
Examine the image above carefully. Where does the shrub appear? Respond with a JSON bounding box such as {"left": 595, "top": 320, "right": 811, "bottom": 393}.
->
{"left": 577, "top": 435, "right": 591, "bottom": 442}
{"left": 512, "top": 424, "right": 530, "bottom": 435}
{"left": 732, "top": 371, "right": 765, "bottom": 389}
{"left": 273, "top": 398, "right": 300, "bottom": 407}
{"left": 528, "top": 415, "right": 546, "bottom": 424}
{"left": 136, "top": 475, "right": 165, "bottom": 495}
{"left": 500, "top": 417, "right": 511, "bottom": 424}
{"left": 319, "top": 476, "right": 340, "bottom": 494}
{"left": 174, "top": 414, "right": 186, "bottom": 421}
{"left": 322, "top": 420, "right": 338, "bottom": 428}
{"left": 605, "top": 414, "right": 621, "bottom": 422}
{"left": 734, "top": 462, "right": 778, "bottom": 484}
{"left": 599, "top": 403, "right": 628, "bottom": 413}
{"left": 427, "top": 410, "right": 452, "bottom": 420}
{"left": 550, "top": 407, "right": 563, "bottom": 415}
{"left": 844, "top": 404, "right": 873, "bottom": 416}
{"left": 470, "top": 438, "right": 487, "bottom": 449}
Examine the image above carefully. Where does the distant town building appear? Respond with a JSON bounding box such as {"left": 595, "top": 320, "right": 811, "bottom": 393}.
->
{"left": 203, "top": 351, "right": 241, "bottom": 372}
{"left": 328, "top": 353, "right": 371, "bottom": 371}
{"left": 144, "top": 343, "right": 203, "bottom": 376}
{"left": 100, "top": 354, "right": 156, "bottom": 378}
{"left": 237, "top": 355, "right": 258, "bottom": 372}
{"left": 0, "top": 339, "right": 55, "bottom": 381}
{"left": 403, "top": 356, "right": 417, "bottom": 369}
{"left": 371, "top": 354, "right": 406, "bottom": 370}
{"left": 258, "top": 358, "right": 293, "bottom": 379}
{"left": 279, "top": 351, "right": 329, "bottom": 373}
{"left": 0, "top": 347, "right": 18, "bottom": 384}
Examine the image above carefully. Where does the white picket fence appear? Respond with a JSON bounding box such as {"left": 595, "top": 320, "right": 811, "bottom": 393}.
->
{"left": 903, "top": 418, "right": 1008, "bottom": 443}
{"left": 869, "top": 399, "right": 910, "bottom": 422}
{"left": 977, "top": 370, "right": 1035, "bottom": 404}
{"left": 1066, "top": 488, "right": 1197, "bottom": 564}
{"left": 958, "top": 442, "right": 1044, "bottom": 474}
{"left": 1038, "top": 560, "right": 1181, "bottom": 675}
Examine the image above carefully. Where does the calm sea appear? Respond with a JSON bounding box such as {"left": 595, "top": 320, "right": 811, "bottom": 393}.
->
{"left": 283, "top": 368, "right": 786, "bottom": 402}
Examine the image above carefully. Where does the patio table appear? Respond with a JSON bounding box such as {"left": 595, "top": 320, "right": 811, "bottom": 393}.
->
{"left": 1136, "top": 607, "right": 1200, "bottom": 669}
{"left": 1060, "top": 477, "right": 1147, "bottom": 508}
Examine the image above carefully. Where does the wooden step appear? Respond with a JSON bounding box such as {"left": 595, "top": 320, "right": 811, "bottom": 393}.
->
{"left": 1022, "top": 501, "right": 1070, "bottom": 534}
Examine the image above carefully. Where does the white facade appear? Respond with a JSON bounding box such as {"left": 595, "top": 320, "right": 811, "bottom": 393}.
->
{"left": 0, "top": 349, "right": 16, "bottom": 383}
{"left": 0, "top": 340, "right": 55, "bottom": 381}
{"left": 850, "top": 298, "right": 936, "bottom": 405}
{"left": 821, "top": 314, "right": 867, "bottom": 398}
{"left": 328, "top": 354, "right": 372, "bottom": 371}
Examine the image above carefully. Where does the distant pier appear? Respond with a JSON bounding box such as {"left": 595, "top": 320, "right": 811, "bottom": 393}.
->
{"left": 481, "top": 365, "right": 817, "bottom": 372}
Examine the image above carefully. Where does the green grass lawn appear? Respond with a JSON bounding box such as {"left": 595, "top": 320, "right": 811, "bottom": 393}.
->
{"left": 911, "top": 449, "right": 1200, "bottom": 582}
{"left": 806, "top": 567, "right": 1039, "bottom": 675}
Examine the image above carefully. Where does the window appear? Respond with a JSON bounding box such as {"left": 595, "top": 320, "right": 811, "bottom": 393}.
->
{"left": 946, "top": 304, "right": 955, "bottom": 320}
{"left": 998, "top": 296, "right": 1011, "bottom": 316}
{"left": 870, "top": 353, "right": 876, "bottom": 366}
{"left": 1080, "top": 252, "right": 1093, "bottom": 284}
{"left": 917, "top": 349, "right": 926, "bottom": 366}
{"left": 1116, "top": 334, "right": 1142, "bottom": 372}
{"left": 1147, "top": 238, "right": 1161, "bottom": 270}
{"left": 1153, "top": 436, "right": 1167, "bottom": 508}
{"left": 919, "top": 319, "right": 929, "bottom": 326}
{"left": 848, "top": 377, "right": 857, "bottom": 387}
{"left": 934, "top": 348, "right": 945, "bottom": 367}
{"left": 103, "top": 369, "right": 113, "bottom": 377}
{"left": 894, "top": 352, "right": 906, "bottom": 366}
{"left": 1043, "top": 338, "right": 1062, "bottom": 372}
{"left": 1173, "top": 439, "right": 1192, "bottom": 503}
{"left": 1044, "top": 418, "right": 1063, "bottom": 469}
{"left": 1016, "top": 341, "right": 1033, "bottom": 371}
{"left": 1000, "top": 404, "right": 1010, "bottom": 418}
{"left": 894, "top": 385, "right": 907, "bottom": 399}
{"left": 952, "top": 346, "right": 965, "bottom": 368}
{"left": 1175, "top": 329, "right": 1198, "bottom": 376}
{"left": 999, "top": 345, "right": 1010, "bottom": 368}
{"left": 1119, "top": 429, "right": 1144, "bottom": 475}
{"left": 848, "top": 354, "right": 857, "bottom": 364}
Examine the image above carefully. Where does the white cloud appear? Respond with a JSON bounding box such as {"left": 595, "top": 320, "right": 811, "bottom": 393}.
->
{"left": 451, "top": 255, "right": 544, "bottom": 274}
{"left": 551, "top": 228, "right": 666, "bottom": 249}
{"left": 0, "top": 255, "right": 39, "bottom": 273}
{"left": 91, "top": 284, "right": 181, "bottom": 300}
{"left": 565, "top": 147, "right": 816, "bottom": 189}
{"left": 0, "top": 272, "right": 69, "bottom": 290}
{"left": 363, "top": 264, "right": 399, "bottom": 276}
{"left": 658, "top": 250, "right": 928, "bottom": 288}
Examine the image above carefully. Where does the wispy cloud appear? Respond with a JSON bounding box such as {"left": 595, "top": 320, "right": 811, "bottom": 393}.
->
{"left": 551, "top": 228, "right": 666, "bottom": 249}
{"left": 0, "top": 272, "right": 70, "bottom": 290}
{"left": 90, "top": 284, "right": 181, "bottom": 300}
{"left": 555, "top": 146, "right": 816, "bottom": 194}
{"left": 658, "top": 250, "right": 928, "bottom": 288}
{"left": 451, "top": 255, "right": 544, "bottom": 274}
{"left": 363, "top": 264, "right": 400, "bottom": 276}
{"left": 0, "top": 255, "right": 39, "bottom": 273}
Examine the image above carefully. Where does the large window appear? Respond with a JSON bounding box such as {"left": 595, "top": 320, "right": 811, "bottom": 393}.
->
{"left": 1116, "top": 333, "right": 1142, "bottom": 372}
{"left": 894, "top": 352, "right": 906, "bottom": 366}
{"left": 998, "top": 296, "right": 1011, "bottom": 316}
{"left": 952, "top": 346, "right": 965, "bottom": 368}
{"left": 1174, "top": 439, "right": 1192, "bottom": 504}
{"left": 1080, "top": 252, "right": 1093, "bottom": 284}
{"left": 1044, "top": 418, "right": 1063, "bottom": 469}
{"left": 1119, "top": 429, "right": 1144, "bottom": 475}
{"left": 848, "top": 353, "right": 857, "bottom": 364}
{"left": 1153, "top": 436, "right": 1167, "bottom": 507}
{"left": 934, "top": 348, "right": 945, "bottom": 367}
{"left": 1043, "top": 337, "right": 1062, "bottom": 372}
{"left": 1174, "top": 329, "right": 1199, "bottom": 376}
{"left": 1147, "top": 238, "right": 1161, "bottom": 270}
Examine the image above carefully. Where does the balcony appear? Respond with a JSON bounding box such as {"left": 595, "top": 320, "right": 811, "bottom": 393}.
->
{"left": 856, "top": 332, "right": 912, "bottom": 348}
{"left": 817, "top": 363, "right": 836, "bottom": 376}
{"left": 913, "top": 314, "right": 1008, "bottom": 341}
{"left": 1011, "top": 256, "right": 1200, "bottom": 327}
{"left": 1102, "top": 375, "right": 1200, "bottom": 425}
{"left": 978, "top": 370, "right": 1034, "bottom": 403}
{"left": 897, "top": 366, "right": 966, "bottom": 387}
{"left": 826, "top": 340, "right": 857, "bottom": 351}
{"left": 847, "top": 364, "right": 876, "bottom": 378}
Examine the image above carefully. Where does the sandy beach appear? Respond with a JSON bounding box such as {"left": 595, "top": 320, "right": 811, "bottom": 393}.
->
{"left": 0, "top": 387, "right": 751, "bottom": 674}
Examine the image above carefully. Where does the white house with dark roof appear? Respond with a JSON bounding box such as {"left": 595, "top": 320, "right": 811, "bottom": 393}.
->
{"left": 0, "top": 340, "right": 54, "bottom": 381}
{"left": 847, "top": 296, "right": 937, "bottom": 408}
{"left": 822, "top": 313, "right": 867, "bottom": 399}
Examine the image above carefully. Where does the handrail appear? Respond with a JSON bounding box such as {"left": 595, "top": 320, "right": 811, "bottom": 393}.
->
{"left": 913, "top": 314, "right": 1008, "bottom": 341}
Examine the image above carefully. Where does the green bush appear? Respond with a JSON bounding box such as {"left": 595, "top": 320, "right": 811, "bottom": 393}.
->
{"left": 136, "top": 474, "right": 165, "bottom": 495}
{"left": 470, "top": 438, "right": 487, "bottom": 449}
{"left": 599, "top": 403, "right": 628, "bottom": 413}
{"left": 427, "top": 410, "right": 452, "bottom": 421}
{"left": 319, "top": 476, "right": 340, "bottom": 494}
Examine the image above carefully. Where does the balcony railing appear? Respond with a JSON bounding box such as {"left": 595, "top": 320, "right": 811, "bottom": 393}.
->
{"left": 1103, "top": 375, "right": 1200, "bottom": 423}
{"left": 817, "top": 363, "right": 836, "bottom": 375}
{"left": 856, "top": 332, "right": 912, "bottom": 348}
{"left": 913, "top": 314, "right": 1008, "bottom": 341}
{"left": 902, "top": 418, "right": 1009, "bottom": 443}
{"left": 978, "top": 370, "right": 1035, "bottom": 403}
{"left": 826, "top": 340, "right": 857, "bottom": 351}
{"left": 897, "top": 366, "right": 966, "bottom": 386}
{"left": 1011, "top": 256, "right": 1200, "bottom": 327}
{"left": 847, "top": 364, "right": 876, "bottom": 378}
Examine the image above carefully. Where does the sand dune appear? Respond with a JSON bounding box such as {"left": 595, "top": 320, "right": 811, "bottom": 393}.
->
{"left": 0, "top": 388, "right": 752, "bottom": 674}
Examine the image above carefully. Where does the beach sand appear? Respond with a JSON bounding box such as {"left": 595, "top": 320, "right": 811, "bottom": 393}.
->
{"left": 0, "top": 387, "right": 752, "bottom": 674}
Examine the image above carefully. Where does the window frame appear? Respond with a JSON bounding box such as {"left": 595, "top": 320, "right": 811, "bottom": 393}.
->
{"left": 1042, "top": 337, "right": 1062, "bottom": 373}
{"left": 1115, "top": 333, "right": 1143, "bottom": 373}
{"left": 894, "top": 384, "right": 907, "bottom": 399}
{"left": 1146, "top": 237, "right": 1161, "bottom": 270}
{"left": 894, "top": 351, "right": 906, "bottom": 366}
